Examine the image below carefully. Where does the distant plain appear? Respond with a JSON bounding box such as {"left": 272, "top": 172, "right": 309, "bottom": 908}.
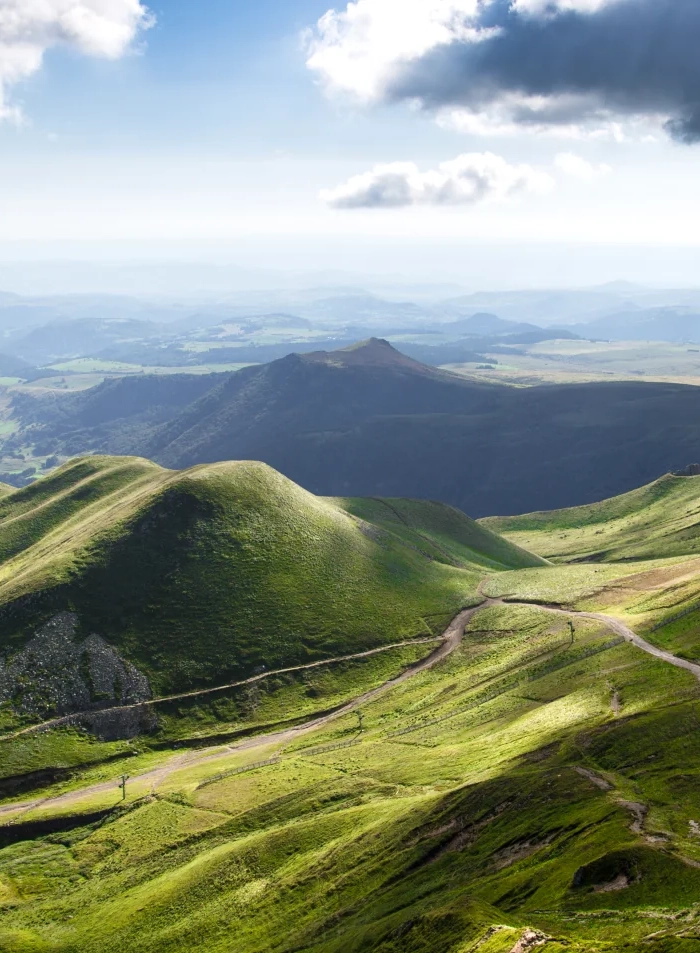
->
{"left": 448, "top": 340, "right": 700, "bottom": 387}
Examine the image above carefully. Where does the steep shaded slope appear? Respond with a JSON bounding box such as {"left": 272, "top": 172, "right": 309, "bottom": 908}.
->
{"left": 142, "top": 342, "right": 700, "bottom": 518}
{"left": 12, "top": 339, "right": 700, "bottom": 516}
{"left": 482, "top": 471, "right": 700, "bottom": 562}
{"left": 0, "top": 456, "right": 536, "bottom": 717}
{"left": 144, "top": 338, "right": 498, "bottom": 471}
{"left": 12, "top": 372, "right": 227, "bottom": 457}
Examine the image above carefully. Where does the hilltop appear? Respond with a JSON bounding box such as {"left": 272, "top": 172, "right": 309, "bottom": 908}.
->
{"left": 305, "top": 336, "right": 440, "bottom": 371}
{"left": 482, "top": 469, "right": 700, "bottom": 562}
{"left": 144, "top": 338, "right": 489, "bottom": 472}
{"left": 0, "top": 455, "right": 540, "bottom": 738}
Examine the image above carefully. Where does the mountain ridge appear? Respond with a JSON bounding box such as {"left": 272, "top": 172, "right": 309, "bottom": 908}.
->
{"left": 9, "top": 340, "right": 700, "bottom": 517}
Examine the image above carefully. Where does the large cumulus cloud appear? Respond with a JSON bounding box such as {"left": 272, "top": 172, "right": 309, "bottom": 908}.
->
{"left": 306, "top": 0, "right": 700, "bottom": 142}
{"left": 0, "top": 0, "right": 153, "bottom": 121}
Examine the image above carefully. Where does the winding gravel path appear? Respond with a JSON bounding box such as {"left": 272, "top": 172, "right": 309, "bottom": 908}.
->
{"left": 0, "top": 634, "right": 450, "bottom": 743}
{"left": 0, "top": 603, "right": 485, "bottom": 819}
{"left": 509, "top": 600, "right": 700, "bottom": 681}
{"left": 2, "top": 594, "right": 698, "bottom": 821}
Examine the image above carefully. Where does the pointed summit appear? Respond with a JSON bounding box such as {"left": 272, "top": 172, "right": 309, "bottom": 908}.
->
{"left": 302, "top": 337, "right": 437, "bottom": 373}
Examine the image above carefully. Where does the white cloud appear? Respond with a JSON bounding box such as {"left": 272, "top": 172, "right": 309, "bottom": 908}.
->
{"left": 306, "top": 0, "right": 697, "bottom": 142}
{"left": 554, "top": 152, "right": 612, "bottom": 179}
{"left": 305, "top": 0, "right": 486, "bottom": 102}
{"left": 0, "top": 0, "right": 153, "bottom": 121}
{"left": 320, "top": 152, "right": 554, "bottom": 208}
{"left": 437, "top": 99, "right": 631, "bottom": 141}
{"left": 305, "top": 0, "right": 621, "bottom": 103}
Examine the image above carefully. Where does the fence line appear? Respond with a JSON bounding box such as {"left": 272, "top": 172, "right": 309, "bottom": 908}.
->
{"left": 196, "top": 757, "right": 281, "bottom": 788}
{"left": 650, "top": 602, "right": 700, "bottom": 632}
{"left": 297, "top": 739, "right": 361, "bottom": 757}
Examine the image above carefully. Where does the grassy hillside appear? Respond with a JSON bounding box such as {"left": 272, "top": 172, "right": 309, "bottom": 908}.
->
{"left": 482, "top": 472, "right": 700, "bottom": 562}
{"left": 8, "top": 471, "right": 700, "bottom": 949}
{"left": 6, "top": 566, "right": 700, "bottom": 951}
{"left": 336, "top": 496, "right": 546, "bottom": 571}
{"left": 0, "top": 456, "right": 538, "bottom": 713}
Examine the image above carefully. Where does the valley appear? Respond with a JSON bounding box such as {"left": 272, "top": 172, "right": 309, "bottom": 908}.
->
{"left": 4, "top": 296, "right": 700, "bottom": 953}
{"left": 4, "top": 463, "right": 700, "bottom": 950}
{"left": 3, "top": 283, "right": 700, "bottom": 510}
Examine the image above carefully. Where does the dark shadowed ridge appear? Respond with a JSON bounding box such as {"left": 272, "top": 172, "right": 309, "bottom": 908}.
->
{"left": 140, "top": 338, "right": 490, "bottom": 472}
{"left": 10, "top": 339, "right": 700, "bottom": 518}
{"left": 301, "top": 337, "right": 448, "bottom": 375}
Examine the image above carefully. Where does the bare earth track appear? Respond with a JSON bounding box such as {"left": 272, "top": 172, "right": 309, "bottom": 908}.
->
{"left": 529, "top": 602, "right": 700, "bottom": 680}
{"left": 3, "top": 594, "right": 700, "bottom": 821}
{"left": 0, "top": 634, "right": 455, "bottom": 743}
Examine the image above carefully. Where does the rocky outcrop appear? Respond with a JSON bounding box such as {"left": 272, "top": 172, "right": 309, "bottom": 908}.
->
{"left": 0, "top": 612, "right": 151, "bottom": 725}
{"left": 674, "top": 464, "right": 700, "bottom": 476}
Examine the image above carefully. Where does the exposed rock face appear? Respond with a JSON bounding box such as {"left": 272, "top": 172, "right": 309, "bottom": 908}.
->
{"left": 674, "top": 464, "right": 700, "bottom": 476}
{"left": 0, "top": 612, "right": 151, "bottom": 723}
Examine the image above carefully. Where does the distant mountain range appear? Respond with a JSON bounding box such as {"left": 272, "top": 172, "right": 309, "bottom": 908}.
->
{"left": 2, "top": 283, "right": 700, "bottom": 366}
{"left": 11, "top": 338, "right": 700, "bottom": 517}
{"left": 0, "top": 305, "right": 579, "bottom": 368}
{"left": 571, "top": 306, "right": 700, "bottom": 343}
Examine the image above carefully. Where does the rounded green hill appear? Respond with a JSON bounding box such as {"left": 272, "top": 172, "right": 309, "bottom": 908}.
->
{"left": 0, "top": 456, "right": 542, "bottom": 699}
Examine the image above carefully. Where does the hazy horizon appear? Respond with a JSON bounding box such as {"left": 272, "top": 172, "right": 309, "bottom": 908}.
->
{"left": 2, "top": 1, "right": 700, "bottom": 301}
{"left": 2, "top": 240, "right": 700, "bottom": 298}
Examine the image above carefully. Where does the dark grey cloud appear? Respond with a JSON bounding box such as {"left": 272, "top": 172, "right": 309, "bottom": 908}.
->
{"left": 384, "top": 0, "right": 700, "bottom": 143}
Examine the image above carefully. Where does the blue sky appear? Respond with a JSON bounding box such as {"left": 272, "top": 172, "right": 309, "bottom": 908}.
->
{"left": 6, "top": 2, "right": 331, "bottom": 154}
{"left": 4, "top": 1, "right": 431, "bottom": 160}
{"left": 1, "top": 0, "right": 700, "bottom": 288}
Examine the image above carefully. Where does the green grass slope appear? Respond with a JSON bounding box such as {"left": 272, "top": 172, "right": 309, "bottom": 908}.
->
{"left": 6, "top": 591, "right": 700, "bottom": 951}
{"left": 0, "top": 456, "right": 535, "bottom": 706}
{"left": 481, "top": 472, "right": 700, "bottom": 562}
{"left": 336, "top": 496, "right": 547, "bottom": 571}
{"left": 19, "top": 463, "right": 700, "bottom": 951}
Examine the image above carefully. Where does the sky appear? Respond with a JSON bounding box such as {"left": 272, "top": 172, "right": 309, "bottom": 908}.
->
{"left": 1, "top": 0, "right": 700, "bottom": 289}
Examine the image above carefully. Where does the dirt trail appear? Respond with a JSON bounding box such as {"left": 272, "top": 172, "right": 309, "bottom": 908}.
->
{"left": 0, "top": 602, "right": 485, "bottom": 820}
{"left": 512, "top": 600, "right": 700, "bottom": 681}
{"left": 0, "top": 635, "right": 447, "bottom": 743}
{"left": 574, "top": 766, "right": 613, "bottom": 791}
{"left": 617, "top": 800, "right": 648, "bottom": 835}
{"left": 3, "top": 594, "right": 698, "bottom": 822}
{"left": 479, "top": 577, "right": 700, "bottom": 680}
